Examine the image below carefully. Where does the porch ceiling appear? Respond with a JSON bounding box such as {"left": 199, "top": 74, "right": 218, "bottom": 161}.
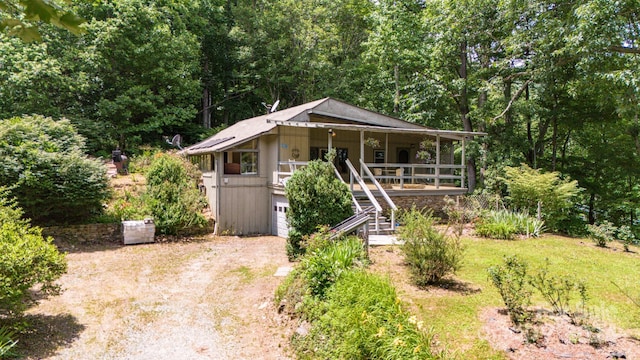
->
{"left": 266, "top": 120, "right": 486, "bottom": 141}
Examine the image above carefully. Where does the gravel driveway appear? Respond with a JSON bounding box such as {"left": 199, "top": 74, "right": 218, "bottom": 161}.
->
{"left": 21, "top": 235, "right": 293, "bottom": 359}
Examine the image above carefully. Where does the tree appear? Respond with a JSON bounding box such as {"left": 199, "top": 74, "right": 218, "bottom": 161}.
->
{"left": 284, "top": 159, "right": 354, "bottom": 259}
{"left": 0, "top": 115, "right": 110, "bottom": 225}
{"left": 0, "top": 0, "right": 84, "bottom": 42}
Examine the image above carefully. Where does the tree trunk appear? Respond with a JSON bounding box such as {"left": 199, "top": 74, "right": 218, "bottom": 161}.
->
{"left": 394, "top": 64, "right": 400, "bottom": 114}
{"left": 202, "top": 59, "right": 211, "bottom": 129}
{"left": 552, "top": 117, "right": 557, "bottom": 171}
{"left": 588, "top": 192, "right": 596, "bottom": 224}
{"left": 458, "top": 40, "right": 476, "bottom": 192}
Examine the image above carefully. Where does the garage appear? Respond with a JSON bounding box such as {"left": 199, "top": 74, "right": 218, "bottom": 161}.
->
{"left": 272, "top": 195, "right": 290, "bottom": 238}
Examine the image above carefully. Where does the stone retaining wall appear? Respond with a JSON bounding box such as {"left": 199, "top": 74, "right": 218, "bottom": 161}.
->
{"left": 42, "top": 223, "right": 123, "bottom": 245}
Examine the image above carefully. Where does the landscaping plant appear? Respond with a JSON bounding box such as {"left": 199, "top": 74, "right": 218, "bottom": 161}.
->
{"left": 145, "top": 153, "right": 208, "bottom": 235}
{"left": 475, "top": 210, "right": 544, "bottom": 239}
{"left": 0, "top": 188, "right": 67, "bottom": 320}
{"left": 586, "top": 221, "right": 616, "bottom": 247}
{"left": 284, "top": 157, "right": 353, "bottom": 259}
{"left": 487, "top": 255, "right": 533, "bottom": 325}
{"left": 0, "top": 115, "right": 110, "bottom": 225}
{"left": 529, "top": 260, "right": 589, "bottom": 319}
{"left": 0, "top": 326, "right": 17, "bottom": 358}
{"left": 398, "top": 208, "right": 465, "bottom": 286}
{"left": 501, "top": 164, "right": 580, "bottom": 232}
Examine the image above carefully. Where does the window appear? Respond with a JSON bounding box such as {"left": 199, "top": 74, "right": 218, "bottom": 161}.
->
{"left": 224, "top": 140, "right": 259, "bottom": 175}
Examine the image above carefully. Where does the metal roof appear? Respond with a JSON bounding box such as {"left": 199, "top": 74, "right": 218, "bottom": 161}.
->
{"left": 182, "top": 97, "right": 486, "bottom": 155}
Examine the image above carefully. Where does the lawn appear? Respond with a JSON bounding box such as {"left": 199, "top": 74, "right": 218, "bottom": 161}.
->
{"left": 371, "top": 235, "right": 640, "bottom": 359}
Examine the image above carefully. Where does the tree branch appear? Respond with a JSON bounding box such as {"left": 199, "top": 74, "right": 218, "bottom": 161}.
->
{"left": 493, "top": 79, "right": 533, "bottom": 121}
{"left": 609, "top": 45, "right": 640, "bottom": 54}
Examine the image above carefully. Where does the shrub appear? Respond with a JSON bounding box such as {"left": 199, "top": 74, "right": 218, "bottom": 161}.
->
{"left": 398, "top": 208, "right": 465, "bottom": 286}
{"left": 145, "top": 153, "right": 208, "bottom": 235}
{"left": 0, "top": 115, "right": 110, "bottom": 225}
{"left": 297, "top": 270, "right": 437, "bottom": 360}
{"left": 502, "top": 164, "right": 580, "bottom": 232}
{"left": 617, "top": 225, "right": 636, "bottom": 252}
{"left": 300, "top": 236, "right": 367, "bottom": 298}
{"left": 0, "top": 188, "right": 67, "bottom": 319}
{"left": 284, "top": 159, "right": 353, "bottom": 259}
{"left": 587, "top": 221, "right": 616, "bottom": 247}
{"left": 529, "top": 261, "right": 589, "bottom": 319}
{"left": 475, "top": 210, "right": 544, "bottom": 239}
{"left": 487, "top": 255, "right": 532, "bottom": 325}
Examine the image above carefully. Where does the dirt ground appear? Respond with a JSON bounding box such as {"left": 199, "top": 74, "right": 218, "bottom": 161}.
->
{"left": 20, "top": 236, "right": 294, "bottom": 360}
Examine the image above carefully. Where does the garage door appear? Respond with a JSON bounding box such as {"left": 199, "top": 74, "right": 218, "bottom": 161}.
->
{"left": 272, "top": 195, "right": 290, "bottom": 238}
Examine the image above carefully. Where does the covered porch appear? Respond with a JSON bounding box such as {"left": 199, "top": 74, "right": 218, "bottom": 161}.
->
{"left": 272, "top": 120, "right": 472, "bottom": 193}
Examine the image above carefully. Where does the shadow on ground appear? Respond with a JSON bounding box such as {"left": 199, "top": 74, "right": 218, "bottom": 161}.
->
{"left": 15, "top": 314, "right": 85, "bottom": 359}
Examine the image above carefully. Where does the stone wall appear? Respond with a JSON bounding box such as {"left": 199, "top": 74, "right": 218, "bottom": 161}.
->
{"left": 42, "top": 223, "right": 123, "bottom": 245}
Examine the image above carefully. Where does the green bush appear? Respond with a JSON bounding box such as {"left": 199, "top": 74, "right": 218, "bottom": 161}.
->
{"left": 502, "top": 164, "right": 580, "bottom": 232}
{"left": 587, "top": 221, "right": 616, "bottom": 247}
{"left": 529, "top": 261, "right": 589, "bottom": 319}
{"left": 300, "top": 236, "right": 367, "bottom": 298}
{"left": 0, "top": 188, "right": 67, "bottom": 319}
{"left": 284, "top": 159, "right": 353, "bottom": 259}
{"left": 617, "top": 225, "right": 636, "bottom": 252}
{"left": 297, "top": 270, "right": 438, "bottom": 359}
{"left": 398, "top": 208, "right": 465, "bottom": 286}
{"left": 487, "top": 255, "right": 532, "bottom": 325}
{"left": 145, "top": 153, "right": 208, "bottom": 235}
{"left": 0, "top": 115, "right": 110, "bottom": 225}
{"left": 475, "top": 210, "right": 544, "bottom": 239}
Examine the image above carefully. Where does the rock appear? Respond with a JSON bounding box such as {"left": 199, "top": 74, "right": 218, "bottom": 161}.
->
{"left": 295, "top": 322, "right": 310, "bottom": 337}
{"left": 609, "top": 351, "right": 626, "bottom": 359}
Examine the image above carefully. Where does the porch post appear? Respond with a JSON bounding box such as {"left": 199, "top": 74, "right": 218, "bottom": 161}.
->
{"left": 328, "top": 129, "right": 333, "bottom": 151}
{"left": 360, "top": 131, "right": 364, "bottom": 177}
{"left": 385, "top": 133, "right": 389, "bottom": 165}
{"left": 435, "top": 135, "right": 440, "bottom": 189}
{"left": 461, "top": 138, "right": 466, "bottom": 189}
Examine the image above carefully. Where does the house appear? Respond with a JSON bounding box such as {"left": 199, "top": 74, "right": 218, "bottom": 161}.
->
{"left": 183, "top": 98, "right": 484, "bottom": 236}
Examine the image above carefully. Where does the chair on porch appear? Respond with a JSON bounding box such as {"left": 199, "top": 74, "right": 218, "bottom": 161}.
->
{"left": 393, "top": 168, "right": 403, "bottom": 185}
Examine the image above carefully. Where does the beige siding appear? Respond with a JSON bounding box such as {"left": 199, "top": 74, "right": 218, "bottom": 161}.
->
{"left": 278, "top": 127, "right": 309, "bottom": 161}
{"left": 217, "top": 180, "right": 270, "bottom": 235}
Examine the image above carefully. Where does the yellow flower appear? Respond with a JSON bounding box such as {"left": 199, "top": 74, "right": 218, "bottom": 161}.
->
{"left": 397, "top": 323, "right": 403, "bottom": 332}
{"left": 413, "top": 345, "right": 421, "bottom": 354}
{"left": 393, "top": 338, "right": 405, "bottom": 347}
{"left": 408, "top": 316, "right": 417, "bottom": 325}
{"left": 375, "top": 327, "right": 386, "bottom": 337}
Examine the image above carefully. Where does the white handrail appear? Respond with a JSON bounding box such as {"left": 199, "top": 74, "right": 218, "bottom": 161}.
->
{"left": 330, "top": 162, "right": 363, "bottom": 213}
{"left": 345, "top": 159, "right": 382, "bottom": 232}
{"left": 360, "top": 160, "right": 397, "bottom": 230}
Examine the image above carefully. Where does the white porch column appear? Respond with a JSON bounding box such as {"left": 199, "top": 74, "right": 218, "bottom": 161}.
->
{"left": 435, "top": 135, "right": 440, "bottom": 189}
{"left": 385, "top": 133, "right": 389, "bottom": 164}
{"left": 360, "top": 130, "right": 364, "bottom": 176}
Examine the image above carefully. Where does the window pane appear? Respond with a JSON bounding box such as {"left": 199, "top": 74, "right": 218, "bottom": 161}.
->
{"left": 241, "top": 152, "right": 257, "bottom": 174}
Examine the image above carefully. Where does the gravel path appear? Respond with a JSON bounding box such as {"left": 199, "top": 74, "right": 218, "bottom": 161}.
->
{"left": 21, "top": 236, "right": 293, "bottom": 359}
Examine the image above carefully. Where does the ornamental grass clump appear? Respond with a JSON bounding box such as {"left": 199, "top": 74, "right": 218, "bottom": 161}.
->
{"left": 475, "top": 210, "right": 544, "bottom": 240}
{"left": 398, "top": 208, "right": 465, "bottom": 286}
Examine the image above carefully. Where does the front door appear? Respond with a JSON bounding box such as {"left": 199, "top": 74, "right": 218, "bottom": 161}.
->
{"left": 398, "top": 149, "right": 409, "bottom": 164}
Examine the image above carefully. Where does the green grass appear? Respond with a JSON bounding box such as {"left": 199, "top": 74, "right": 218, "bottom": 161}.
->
{"left": 399, "top": 235, "right": 640, "bottom": 359}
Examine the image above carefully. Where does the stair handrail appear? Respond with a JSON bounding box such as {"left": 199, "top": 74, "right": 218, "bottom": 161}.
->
{"left": 345, "top": 159, "right": 383, "bottom": 232}
{"left": 330, "top": 162, "right": 363, "bottom": 213}
{"left": 359, "top": 159, "right": 398, "bottom": 230}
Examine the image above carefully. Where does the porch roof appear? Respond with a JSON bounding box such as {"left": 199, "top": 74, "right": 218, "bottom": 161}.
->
{"left": 266, "top": 120, "right": 486, "bottom": 140}
{"left": 182, "top": 97, "right": 486, "bottom": 155}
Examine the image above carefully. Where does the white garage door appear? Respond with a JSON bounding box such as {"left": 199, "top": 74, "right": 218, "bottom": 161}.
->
{"left": 272, "top": 195, "right": 290, "bottom": 238}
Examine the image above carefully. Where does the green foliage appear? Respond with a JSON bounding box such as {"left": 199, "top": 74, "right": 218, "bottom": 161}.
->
{"left": 0, "top": 326, "right": 17, "bottom": 358}
{"left": 284, "top": 160, "right": 353, "bottom": 259}
{"left": 0, "top": 188, "right": 67, "bottom": 319}
{"left": 297, "top": 270, "right": 437, "bottom": 360}
{"left": 299, "top": 236, "right": 367, "bottom": 298}
{"left": 0, "top": 115, "right": 110, "bottom": 225}
{"left": 529, "top": 260, "right": 589, "bottom": 319}
{"left": 398, "top": 208, "right": 465, "bottom": 286}
{"left": 616, "top": 225, "right": 636, "bottom": 252}
{"left": 502, "top": 164, "right": 580, "bottom": 232}
{"left": 487, "top": 255, "right": 532, "bottom": 325}
{"left": 587, "top": 221, "right": 616, "bottom": 247}
{"left": 475, "top": 210, "right": 544, "bottom": 240}
{"left": 144, "top": 153, "right": 208, "bottom": 235}
{"left": 0, "top": 0, "right": 85, "bottom": 42}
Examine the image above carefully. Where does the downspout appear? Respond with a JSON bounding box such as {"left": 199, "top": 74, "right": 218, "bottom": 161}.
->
{"left": 435, "top": 135, "right": 440, "bottom": 189}
{"left": 215, "top": 152, "right": 222, "bottom": 235}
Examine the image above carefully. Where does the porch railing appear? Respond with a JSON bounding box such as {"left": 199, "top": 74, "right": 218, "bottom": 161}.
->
{"left": 364, "top": 163, "right": 466, "bottom": 189}
{"left": 359, "top": 160, "right": 397, "bottom": 231}
{"left": 344, "top": 159, "right": 383, "bottom": 232}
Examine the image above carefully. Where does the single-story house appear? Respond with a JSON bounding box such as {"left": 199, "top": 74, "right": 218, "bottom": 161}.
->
{"left": 183, "top": 98, "right": 484, "bottom": 236}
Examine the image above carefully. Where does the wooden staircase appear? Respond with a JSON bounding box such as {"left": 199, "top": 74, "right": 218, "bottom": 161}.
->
{"left": 353, "top": 199, "right": 395, "bottom": 235}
